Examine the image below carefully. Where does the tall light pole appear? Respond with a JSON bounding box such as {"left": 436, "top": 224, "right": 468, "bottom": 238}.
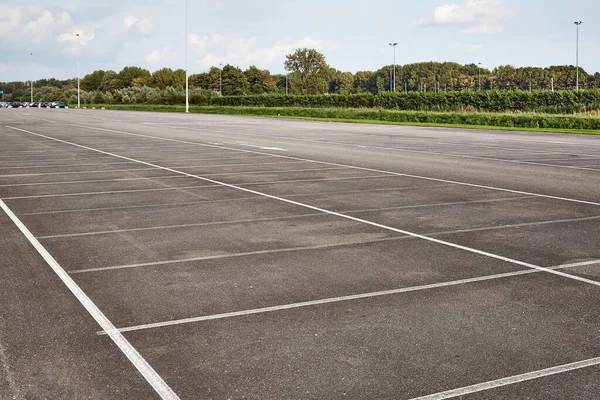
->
{"left": 574, "top": 21, "right": 583, "bottom": 91}
{"left": 389, "top": 42, "right": 398, "bottom": 92}
{"left": 285, "top": 74, "right": 288, "bottom": 95}
{"left": 30, "top": 53, "right": 33, "bottom": 103}
{"left": 219, "top": 63, "right": 223, "bottom": 95}
{"left": 76, "top": 33, "right": 80, "bottom": 109}
{"left": 478, "top": 62, "right": 482, "bottom": 91}
{"left": 185, "top": 0, "right": 189, "bottom": 113}
{"left": 529, "top": 71, "right": 533, "bottom": 92}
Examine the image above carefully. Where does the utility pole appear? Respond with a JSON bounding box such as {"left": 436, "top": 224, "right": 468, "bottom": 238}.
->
{"left": 185, "top": 0, "right": 189, "bottom": 113}
{"left": 551, "top": 77, "right": 555, "bottom": 92}
{"left": 574, "top": 21, "right": 583, "bottom": 91}
{"left": 76, "top": 33, "right": 80, "bottom": 109}
{"left": 30, "top": 53, "right": 33, "bottom": 103}
{"left": 389, "top": 42, "right": 398, "bottom": 92}
{"left": 478, "top": 62, "right": 482, "bottom": 91}
{"left": 285, "top": 74, "right": 288, "bottom": 95}
{"left": 529, "top": 71, "right": 533, "bottom": 92}
{"left": 219, "top": 63, "right": 223, "bottom": 95}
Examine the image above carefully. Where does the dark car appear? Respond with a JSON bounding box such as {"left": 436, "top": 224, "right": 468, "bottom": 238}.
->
{"left": 50, "top": 101, "right": 68, "bottom": 109}
{"left": 40, "top": 102, "right": 50, "bottom": 108}
{"left": 11, "top": 102, "right": 21, "bottom": 108}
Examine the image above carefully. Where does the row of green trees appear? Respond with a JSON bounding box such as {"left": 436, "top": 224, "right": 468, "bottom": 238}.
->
{"left": 2, "top": 49, "right": 600, "bottom": 102}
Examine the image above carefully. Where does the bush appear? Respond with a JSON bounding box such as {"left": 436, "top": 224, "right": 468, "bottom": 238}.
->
{"left": 207, "top": 90, "right": 600, "bottom": 114}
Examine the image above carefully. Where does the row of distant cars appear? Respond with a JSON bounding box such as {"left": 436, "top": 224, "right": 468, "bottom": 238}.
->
{"left": 0, "top": 101, "right": 68, "bottom": 108}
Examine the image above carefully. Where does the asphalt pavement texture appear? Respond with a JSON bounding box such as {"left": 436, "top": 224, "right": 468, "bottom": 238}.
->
{"left": 1, "top": 108, "right": 599, "bottom": 400}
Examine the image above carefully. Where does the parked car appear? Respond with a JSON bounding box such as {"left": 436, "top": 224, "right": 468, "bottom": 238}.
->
{"left": 11, "top": 102, "right": 21, "bottom": 108}
{"left": 50, "top": 101, "right": 68, "bottom": 109}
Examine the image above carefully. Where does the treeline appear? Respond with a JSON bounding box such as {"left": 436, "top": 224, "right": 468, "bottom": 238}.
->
{"left": 2, "top": 48, "right": 600, "bottom": 106}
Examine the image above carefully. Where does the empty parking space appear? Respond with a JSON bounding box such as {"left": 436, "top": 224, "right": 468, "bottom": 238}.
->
{"left": 1, "top": 110, "right": 600, "bottom": 399}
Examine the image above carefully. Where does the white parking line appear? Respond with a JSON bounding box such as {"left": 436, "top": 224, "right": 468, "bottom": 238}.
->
{"left": 0, "top": 200, "right": 180, "bottom": 399}
{"left": 408, "top": 356, "right": 600, "bottom": 400}
{"left": 0, "top": 167, "right": 157, "bottom": 178}
{"left": 2, "top": 170, "right": 382, "bottom": 199}
{"left": 3, "top": 184, "right": 218, "bottom": 200}
{"left": 18, "top": 196, "right": 263, "bottom": 216}
{"left": 68, "top": 215, "right": 600, "bottom": 273}
{"left": 67, "top": 124, "right": 600, "bottom": 207}
{"left": 0, "top": 161, "right": 139, "bottom": 170}
{"left": 95, "top": 260, "right": 600, "bottom": 334}
{"left": 0, "top": 175, "right": 187, "bottom": 188}
{"left": 17, "top": 189, "right": 509, "bottom": 216}
{"left": 39, "top": 212, "right": 327, "bottom": 239}
{"left": 39, "top": 205, "right": 600, "bottom": 242}
{"left": 7, "top": 125, "right": 600, "bottom": 291}
{"left": 70, "top": 236, "right": 408, "bottom": 274}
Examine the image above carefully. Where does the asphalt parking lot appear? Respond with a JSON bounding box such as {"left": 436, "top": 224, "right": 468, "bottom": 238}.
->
{"left": 1, "top": 108, "right": 599, "bottom": 399}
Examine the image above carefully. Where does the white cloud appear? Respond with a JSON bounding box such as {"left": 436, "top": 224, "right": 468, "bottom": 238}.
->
{"left": 189, "top": 34, "right": 326, "bottom": 69}
{"left": 124, "top": 15, "right": 137, "bottom": 30}
{"left": 0, "top": 6, "right": 73, "bottom": 45}
{"left": 145, "top": 47, "right": 180, "bottom": 68}
{"left": 24, "top": 10, "right": 72, "bottom": 43}
{"left": 0, "top": 6, "right": 23, "bottom": 36}
{"left": 416, "top": 0, "right": 511, "bottom": 34}
{"left": 188, "top": 34, "right": 208, "bottom": 47}
{"left": 124, "top": 15, "right": 157, "bottom": 37}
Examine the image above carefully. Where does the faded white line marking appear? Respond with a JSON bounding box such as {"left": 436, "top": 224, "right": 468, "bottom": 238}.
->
{"left": 0, "top": 175, "right": 187, "bottom": 188}
{"left": 0, "top": 167, "right": 156, "bottom": 178}
{"left": 3, "top": 185, "right": 217, "bottom": 200}
{"left": 97, "top": 260, "right": 600, "bottom": 334}
{"left": 0, "top": 200, "right": 179, "bottom": 399}
{"left": 39, "top": 212, "right": 326, "bottom": 239}
{"left": 40, "top": 201, "right": 595, "bottom": 241}
{"left": 68, "top": 215, "right": 598, "bottom": 273}
{"left": 408, "top": 356, "right": 600, "bottom": 400}
{"left": 235, "top": 141, "right": 288, "bottom": 151}
{"left": 71, "top": 237, "right": 407, "bottom": 274}
{"left": 18, "top": 196, "right": 263, "bottom": 216}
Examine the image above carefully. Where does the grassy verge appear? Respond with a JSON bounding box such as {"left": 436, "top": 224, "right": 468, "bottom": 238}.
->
{"left": 84, "top": 105, "right": 600, "bottom": 135}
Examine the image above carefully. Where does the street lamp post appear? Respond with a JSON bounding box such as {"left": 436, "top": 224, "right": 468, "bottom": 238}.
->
{"left": 185, "top": 0, "right": 189, "bottom": 113}
{"left": 219, "top": 63, "right": 223, "bottom": 95}
{"left": 30, "top": 53, "right": 33, "bottom": 103}
{"left": 389, "top": 42, "right": 398, "bottom": 92}
{"left": 574, "top": 21, "right": 583, "bottom": 91}
{"left": 76, "top": 33, "right": 80, "bottom": 109}
{"left": 285, "top": 74, "right": 288, "bottom": 95}
{"left": 478, "top": 62, "right": 482, "bottom": 91}
{"left": 529, "top": 71, "right": 533, "bottom": 92}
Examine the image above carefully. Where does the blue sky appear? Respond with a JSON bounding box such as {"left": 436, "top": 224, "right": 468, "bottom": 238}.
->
{"left": 0, "top": 0, "right": 597, "bottom": 81}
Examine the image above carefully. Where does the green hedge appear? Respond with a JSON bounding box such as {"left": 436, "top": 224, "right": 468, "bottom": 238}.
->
{"left": 210, "top": 91, "right": 600, "bottom": 114}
